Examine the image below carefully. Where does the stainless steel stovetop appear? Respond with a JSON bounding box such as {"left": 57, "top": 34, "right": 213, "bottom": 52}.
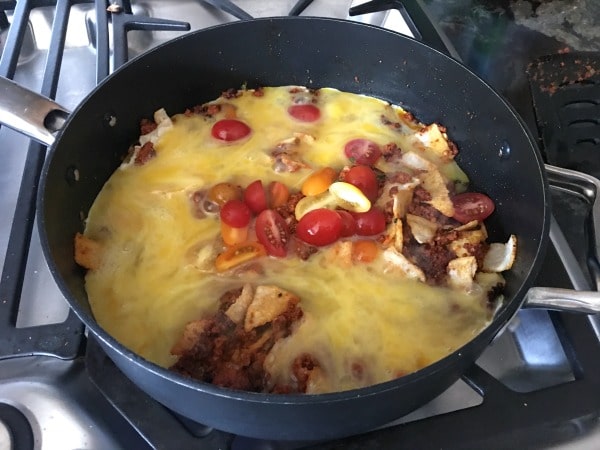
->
{"left": 1, "top": 1, "right": 600, "bottom": 449}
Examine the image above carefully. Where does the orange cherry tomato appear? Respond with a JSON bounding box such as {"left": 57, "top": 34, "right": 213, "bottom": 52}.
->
{"left": 221, "top": 222, "right": 248, "bottom": 246}
{"left": 301, "top": 167, "right": 337, "bottom": 196}
{"left": 215, "top": 241, "right": 266, "bottom": 272}
{"left": 352, "top": 240, "right": 379, "bottom": 263}
{"left": 268, "top": 181, "right": 290, "bottom": 208}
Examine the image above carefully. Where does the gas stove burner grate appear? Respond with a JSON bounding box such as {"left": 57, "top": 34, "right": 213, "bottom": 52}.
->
{"left": 1, "top": 1, "right": 600, "bottom": 449}
{"left": 528, "top": 51, "right": 600, "bottom": 179}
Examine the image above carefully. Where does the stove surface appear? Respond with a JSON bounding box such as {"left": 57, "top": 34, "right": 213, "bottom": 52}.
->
{"left": 1, "top": 1, "right": 600, "bottom": 449}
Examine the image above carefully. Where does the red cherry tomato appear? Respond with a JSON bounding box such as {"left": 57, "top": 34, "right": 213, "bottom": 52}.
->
{"left": 344, "top": 165, "right": 379, "bottom": 202}
{"left": 352, "top": 207, "right": 387, "bottom": 236}
{"left": 337, "top": 210, "right": 357, "bottom": 237}
{"left": 255, "top": 210, "right": 289, "bottom": 257}
{"left": 296, "top": 209, "right": 343, "bottom": 246}
{"left": 220, "top": 199, "right": 251, "bottom": 228}
{"left": 211, "top": 119, "right": 251, "bottom": 141}
{"left": 344, "top": 139, "right": 381, "bottom": 165}
{"left": 451, "top": 192, "right": 495, "bottom": 224}
{"left": 244, "top": 180, "right": 268, "bottom": 214}
{"left": 287, "top": 104, "right": 321, "bottom": 122}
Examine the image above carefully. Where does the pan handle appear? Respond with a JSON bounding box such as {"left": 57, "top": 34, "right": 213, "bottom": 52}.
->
{"left": 525, "top": 287, "right": 600, "bottom": 314}
{"left": 0, "top": 76, "right": 70, "bottom": 147}
{"left": 523, "top": 164, "right": 600, "bottom": 315}
{"left": 545, "top": 164, "right": 600, "bottom": 290}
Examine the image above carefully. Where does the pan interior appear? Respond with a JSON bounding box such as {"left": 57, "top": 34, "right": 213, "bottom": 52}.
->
{"left": 39, "top": 17, "right": 548, "bottom": 392}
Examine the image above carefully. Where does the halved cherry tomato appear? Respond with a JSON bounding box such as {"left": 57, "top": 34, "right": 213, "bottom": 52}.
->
{"left": 352, "top": 240, "right": 379, "bottom": 263}
{"left": 211, "top": 119, "right": 251, "bottom": 141}
{"left": 352, "top": 207, "right": 387, "bottom": 236}
{"left": 301, "top": 167, "right": 337, "bottom": 196}
{"left": 451, "top": 192, "right": 495, "bottom": 224}
{"left": 220, "top": 199, "right": 251, "bottom": 228}
{"left": 215, "top": 241, "right": 266, "bottom": 272}
{"left": 221, "top": 222, "right": 248, "bottom": 246}
{"left": 344, "top": 165, "right": 379, "bottom": 202}
{"left": 244, "top": 180, "right": 268, "bottom": 214}
{"left": 207, "top": 182, "right": 242, "bottom": 207}
{"left": 296, "top": 208, "right": 343, "bottom": 247}
{"left": 288, "top": 104, "right": 321, "bottom": 122}
{"left": 337, "top": 210, "right": 357, "bottom": 237}
{"left": 255, "top": 210, "right": 289, "bottom": 257}
{"left": 268, "top": 181, "right": 290, "bottom": 208}
{"left": 344, "top": 139, "right": 381, "bottom": 166}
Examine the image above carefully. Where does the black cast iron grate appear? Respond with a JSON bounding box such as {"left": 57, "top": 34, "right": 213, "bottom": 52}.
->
{"left": 0, "top": 0, "right": 188, "bottom": 359}
{"left": 2, "top": 1, "right": 600, "bottom": 450}
{"left": 0, "top": 0, "right": 88, "bottom": 361}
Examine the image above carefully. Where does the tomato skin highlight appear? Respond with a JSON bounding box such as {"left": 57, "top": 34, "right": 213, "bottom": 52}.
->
{"left": 344, "top": 139, "right": 381, "bottom": 165}
{"left": 220, "top": 199, "right": 251, "bottom": 228}
{"left": 255, "top": 210, "right": 289, "bottom": 257}
{"left": 211, "top": 119, "right": 251, "bottom": 141}
{"left": 296, "top": 209, "right": 343, "bottom": 247}
{"left": 344, "top": 165, "right": 379, "bottom": 202}
{"left": 215, "top": 241, "right": 266, "bottom": 272}
{"left": 451, "top": 192, "right": 495, "bottom": 224}
{"left": 244, "top": 180, "right": 268, "bottom": 214}
{"left": 352, "top": 207, "right": 387, "bottom": 236}
{"left": 288, "top": 104, "right": 321, "bottom": 122}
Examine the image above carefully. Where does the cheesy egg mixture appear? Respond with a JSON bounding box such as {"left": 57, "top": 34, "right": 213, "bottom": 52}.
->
{"left": 78, "top": 86, "right": 515, "bottom": 394}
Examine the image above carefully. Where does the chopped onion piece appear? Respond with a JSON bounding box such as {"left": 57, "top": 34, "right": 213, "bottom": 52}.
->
{"left": 482, "top": 235, "right": 517, "bottom": 272}
{"left": 447, "top": 256, "right": 477, "bottom": 289}
{"left": 382, "top": 248, "right": 426, "bottom": 282}
{"left": 406, "top": 214, "right": 439, "bottom": 244}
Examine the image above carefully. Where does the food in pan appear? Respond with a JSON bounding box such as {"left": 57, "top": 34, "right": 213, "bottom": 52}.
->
{"left": 75, "top": 86, "right": 516, "bottom": 394}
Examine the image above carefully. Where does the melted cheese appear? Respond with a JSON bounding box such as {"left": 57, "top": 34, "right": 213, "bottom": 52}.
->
{"left": 84, "top": 87, "right": 489, "bottom": 393}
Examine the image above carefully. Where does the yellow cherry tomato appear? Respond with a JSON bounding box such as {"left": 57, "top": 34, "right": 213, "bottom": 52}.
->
{"left": 328, "top": 182, "right": 371, "bottom": 213}
{"left": 301, "top": 167, "right": 337, "bottom": 196}
{"left": 294, "top": 181, "right": 372, "bottom": 221}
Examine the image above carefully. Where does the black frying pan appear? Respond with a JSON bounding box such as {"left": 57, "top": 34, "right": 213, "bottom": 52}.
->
{"left": 1, "top": 17, "right": 598, "bottom": 441}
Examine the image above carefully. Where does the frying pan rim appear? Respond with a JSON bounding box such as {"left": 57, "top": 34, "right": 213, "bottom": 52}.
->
{"left": 36, "top": 16, "right": 551, "bottom": 405}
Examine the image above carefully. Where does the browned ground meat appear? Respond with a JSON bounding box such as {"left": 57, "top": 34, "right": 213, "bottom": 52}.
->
{"left": 291, "top": 238, "right": 317, "bottom": 260}
{"left": 402, "top": 225, "right": 455, "bottom": 285}
{"left": 381, "top": 142, "right": 399, "bottom": 158}
{"left": 184, "top": 104, "right": 221, "bottom": 118}
{"left": 464, "top": 242, "right": 490, "bottom": 267}
{"left": 170, "top": 290, "right": 304, "bottom": 393}
{"left": 134, "top": 142, "right": 156, "bottom": 165}
{"left": 275, "top": 192, "right": 304, "bottom": 234}
{"left": 412, "top": 186, "right": 432, "bottom": 202}
{"left": 222, "top": 88, "right": 242, "bottom": 99}
{"left": 272, "top": 353, "right": 321, "bottom": 393}
{"left": 139, "top": 118, "right": 157, "bottom": 135}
